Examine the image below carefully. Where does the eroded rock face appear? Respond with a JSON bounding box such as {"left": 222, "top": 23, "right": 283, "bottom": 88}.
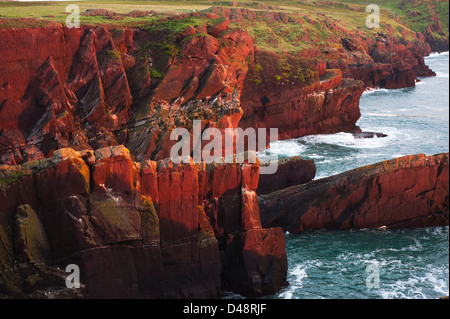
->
{"left": 345, "top": 33, "right": 436, "bottom": 88}
{"left": 0, "top": 146, "right": 287, "bottom": 298}
{"left": 0, "top": 16, "right": 254, "bottom": 165}
{"left": 206, "top": 5, "right": 437, "bottom": 141}
{"left": 239, "top": 51, "right": 365, "bottom": 140}
{"left": 259, "top": 153, "right": 449, "bottom": 233}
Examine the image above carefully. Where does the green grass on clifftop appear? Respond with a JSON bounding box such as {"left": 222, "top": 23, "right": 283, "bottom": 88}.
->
{"left": 0, "top": 1, "right": 448, "bottom": 51}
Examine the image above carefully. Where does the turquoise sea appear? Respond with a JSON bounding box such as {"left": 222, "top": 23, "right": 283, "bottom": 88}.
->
{"left": 260, "top": 52, "right": 450, "bottom": 299}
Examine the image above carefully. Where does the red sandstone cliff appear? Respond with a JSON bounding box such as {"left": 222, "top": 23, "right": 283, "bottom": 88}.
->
{"left": 239, "top": 51, "right": 365, "bottom": 139}
{"left": 0, "top": 16, "right": 253, "bottom": 165}
{"left": 212, "top": 5, "right": 437, "bottom": 141}
{"left": 0, "top": 146, "right": 287, "bottom": 298}
{"left": 0, "top": 6, "right": 440, "bottom": 163}
{"left": 259, "top": 153, "right": 449, "bottom": 233}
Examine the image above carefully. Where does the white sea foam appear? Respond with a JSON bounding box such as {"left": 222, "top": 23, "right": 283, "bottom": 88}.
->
{"left": 424, "top": 272, "right": 449, "bottom": 296}
{"left": 391, "top": 154, "right": 406, "bottom": 158}
{"left": 379, "top": 269, "right": 449, "bottom": 299}
{"left": 300, "top": 132, "right": 389, "bottom": 150}
{"left": 265, "top": 139, "right": 306, "bottom": 157}
{"left": 279, "top": 264, "right": 309, "bottom": 299}
{"left": 436, "top": 72, "right": 449, "bottom": 78}
{"left": 291, "top": 264, "right": 308, "bottom": 286}
{"left": 362, "top": 88, "right": 389, "bottom": 95}
{"left": 379, "top": 277, "right": 427, "bottom": 299}
{"left": 428, "top": 51, "right": 449, "bottom": 58}
{"left": 362, "top": 112, "right": 398, "bottom": 117}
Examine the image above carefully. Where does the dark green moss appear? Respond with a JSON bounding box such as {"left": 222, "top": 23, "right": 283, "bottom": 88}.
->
{"left": 101, "top": 49, "right": 121, "bottom": 63}
{"left": 0, "top": 168, "right": 31, "bottom": 189}
{"left": 149, "top": 68, "right": 163, "bottom": 79}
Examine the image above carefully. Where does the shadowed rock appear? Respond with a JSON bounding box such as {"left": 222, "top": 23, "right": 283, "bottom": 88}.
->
{"left": 0, "top": 147, "right": 287, "bottom": 298}
{"left": 257, "top": 156, "right": 316, "bottom": 195}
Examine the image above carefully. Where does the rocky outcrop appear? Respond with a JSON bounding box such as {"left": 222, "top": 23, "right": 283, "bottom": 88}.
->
{"left": 424, "top": 24, "right": 449, "bottom": 52}
{"left": 0, "top": 146, "right": 287, "bottom": 298}
{"left": 239, "top": 51, "right": 365, "bottom": 140}
{"left": 259, "top": 153, "right": 449, "bottom": 233}
{"left": 345, "top": 33, "right": 436, "bottom": 88}
{"left": 351, "top": 132, "right": 388, "bottom": 139}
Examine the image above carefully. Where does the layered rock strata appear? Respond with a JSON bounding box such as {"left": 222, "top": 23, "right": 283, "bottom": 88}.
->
{"left": 0, "top": 146, "right": 287, "bottom": 298}
{"left": 259, "top": 153, "right": 449, "bottom": 233}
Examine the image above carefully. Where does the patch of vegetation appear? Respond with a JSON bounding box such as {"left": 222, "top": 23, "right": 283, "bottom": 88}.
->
{"left": 103, "top": 49, "right": 121, "bottom": 61}
{"left": 0, "top": 168, "right": 31, "bottom": 189}
{"left": 180, "top": 31, "right": 210, "bottom": 44}
{"left": 249, "top": 78, "right": 262, "bottom": 85}
{"left": 296, "top": 68, "right": 306, "bottom": 83}
{"left": 398, "top": 0, "right": 449, "bottom": 37}
{"left": 149, "top": 68, "right": 163, "bottom": 79}
{"left": 0, "top": 18, "right": 51, "bottom": 29}
{"left": 155, "top": 42, "right": 180, "bottom": 57}
{"left": 0, "top": 0, "right": 447, "bottom": 53}
{"left": 210, "top": 16, "right": 227, "bottom": 26}
{"left": 141, "top": 16, "right": 205, "bottom": 41}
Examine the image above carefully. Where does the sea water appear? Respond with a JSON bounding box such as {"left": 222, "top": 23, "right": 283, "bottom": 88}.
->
{"left": 260, "top": 52, "right": 449, "bottom": 299}
{"left": 260, "top": 52, "right": 449, "bottom": 179}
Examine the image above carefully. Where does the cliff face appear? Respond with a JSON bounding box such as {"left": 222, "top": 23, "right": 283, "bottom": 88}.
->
{"left": 400, "top": 0, "right": 449, "bottom": 52}
{"left": 346, "top": 32, "right": 436, "bottom": 87}
{"left": 0, "top": 146, "right": 287, "bottom": 298}
{"left": 0, "top": 16, "right": 253, "bottom": 165}
{"left": 239, "top": 51, "right": 365, "bottom": 139}
{"left": 259, "top": 153, "right": 449, "bottom": 233}
{"left": 218, "top": 5, "right": 437, "bottom": 141}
